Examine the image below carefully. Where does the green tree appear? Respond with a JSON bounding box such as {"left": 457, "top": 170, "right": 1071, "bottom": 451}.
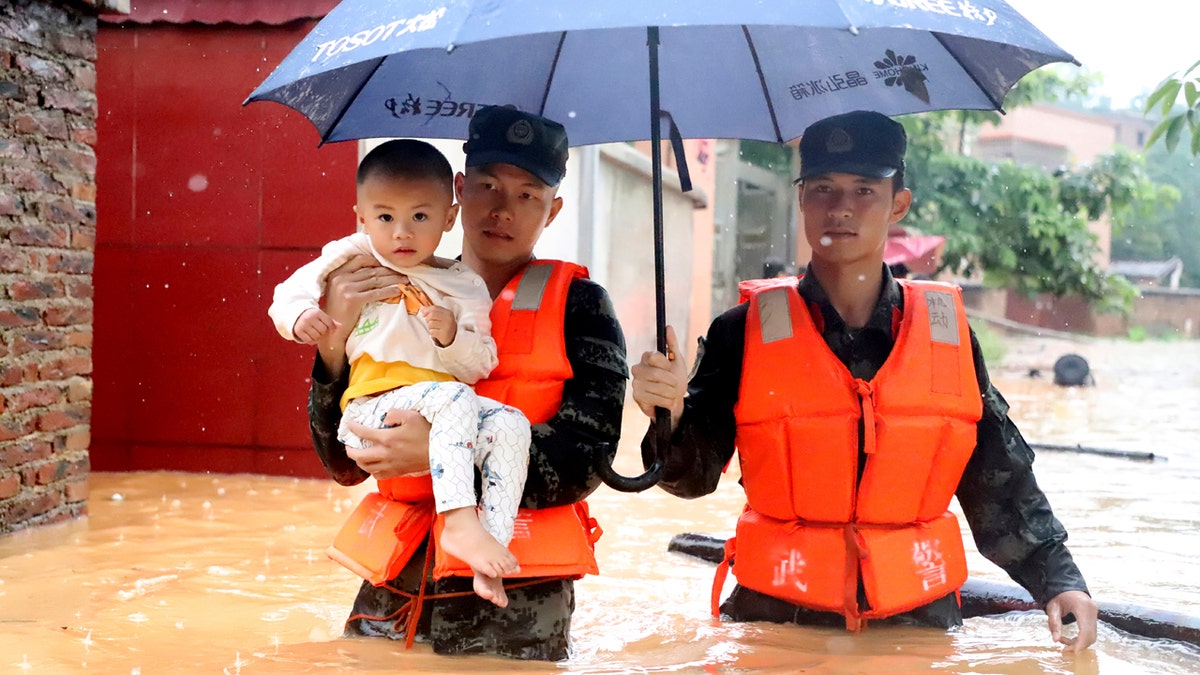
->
{"left": 1111, "top": 144, "right": 1199, "bottom": 287}
{"left": 1145, "top": 59, "right": 1200, "bottom": 155}
{"left": 900, "top": 75, "right": 1176, "bottom": 309}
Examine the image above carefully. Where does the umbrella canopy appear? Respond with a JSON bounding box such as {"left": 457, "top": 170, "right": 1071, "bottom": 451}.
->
{"left": 246, "top": 0, "right": 1076, "bottom": 146}
{"left": 246, "top": 0, "right": 1076, "bottom": 491}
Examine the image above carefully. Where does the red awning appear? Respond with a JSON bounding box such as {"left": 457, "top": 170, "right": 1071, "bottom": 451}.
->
{"left": 884, "top": 235, "right": 945, "bottom": 275}
{"left": 99, "top": 0, "right": 340, "bottom": 25}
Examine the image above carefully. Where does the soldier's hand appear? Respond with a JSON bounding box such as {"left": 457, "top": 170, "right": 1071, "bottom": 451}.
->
{"left": 344, "top": 409, "right": 432, "bottom": 480}
{"left": 1046, "top": 590, "right": 1098, "bottom": 653}
{"left": 630, "top": 325, "right": 688, "bottom": 429}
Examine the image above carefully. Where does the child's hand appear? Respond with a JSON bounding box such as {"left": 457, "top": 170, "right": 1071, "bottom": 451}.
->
{"left": 293, "top": 308, "right": 340, "bottom": 345}
{"left": 419, "top": 305, "right": 457, "bottom": 347}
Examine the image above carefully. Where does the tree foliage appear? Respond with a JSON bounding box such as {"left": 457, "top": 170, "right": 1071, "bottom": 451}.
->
{"left": 1144, "top": 59, "right": 1200, "bottom": 155}
{"left": 898, "top": 69, "right": 1177, "bottom": 309}
{"left": 1111, "top": 144, "right": 1199, "bottom": 287}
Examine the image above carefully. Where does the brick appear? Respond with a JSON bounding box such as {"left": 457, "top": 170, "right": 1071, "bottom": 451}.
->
{"left": 53, "top": 34, "right": 97, "bottom": 61}
{"left": 46, "top": 252, "right": 94, "bottom": 274}
{"left": 37, "top": 406, "right": 89, "bottom": 432}
{"left": 9, "top": 278, "right": 64, "bottom": 301}
{"left": 70, "top": 181, "right": 96, "bottom": 202}
{"left": 72, "top": 127, "right": 97, "bottom": 145}
{"left": 12, "top": 331, "right": 68, "bottom": 355}
{"left": 38, "top": 354, "right": 92, "bottom": 378}
{"left": 39, "top": 199, "right": 86, "bottom": 225}
{"left": 66, "top": 379, "right": 91, "bottom": 403}
{"left": 9, "top": 224, "right": 70, "bottom": 248}
{"left": 0, "top": 191, "right": 21, "bottom": 216}
{"left": 42, "top": 148, "right": 96, "bottom": 174}
{"left": 4, "top": 167, "right": 63, "bottom": 193}
{"left": 1, "top": 491, "right": 64, "bottom": 527}
{"left": 64, "top": 478, "right": 88, "bottom": 503}
{"left": 66, "top": 456, "right": 89, "bottom": 480}
{"left": 0, "top": 138, "right": 28, "bottom": 160}
{"left": 0, "top": 417, "right": 34, "bottom": 443}
{"left": 0, "top": 393, "right": 5, "bottom": 414}
{"left": 0, "top": 80, "right": 19, "bottom": 100}
{"left": 15, "top": 54, "right": 67, "bottom": 82}
{"left": 42, "top": 88, "right": 94, "bottom": 114}
{"left": 0, "top": 473, "right": 20, "bottom": 500}
{"left": 42, "top": 304, "right": 93, "bottom": 327}
{"left": 0, "top": 248, "right": 34, "bottom": 273}
{"left": 0, "top": 363, "right": 21, "bottom": 386}
{"left": 70, "top": 228, "right": 96, "bottom": 251}
{"left": 0, "top": 440, "right": 54, "bottom": 468}
{"left": 66, "top": 278, "right": 93, "bottom": 298}
{"left": 14, "top": 110, "right": 71, "bottom": 140}
{"left": 35, "top": 460, "right": 68, "bottom": 485}
{"left": 70, "top": 63, "right": 96, "bottom": 91}
{"left": 4, "top": 386, "right": 61, "bottom": 413}
{"left": 0, "top": 306, "right": 41, "bottom": 328}
{"left": 66, "top": 330, "right": 92, "bottom": 348}
{"left": 62, "top": 428, "right": 90, "bottom": 451}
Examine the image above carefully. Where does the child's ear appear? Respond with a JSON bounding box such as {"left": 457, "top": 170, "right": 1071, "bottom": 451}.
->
{"left": 352, "top": 204, "right": 364, "bottom": 225}
{"left": 444, "top": 203, "right": 460, "bottom": 232}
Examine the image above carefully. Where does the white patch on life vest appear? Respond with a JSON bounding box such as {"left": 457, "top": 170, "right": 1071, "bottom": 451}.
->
{"left": 924, "top": 290, "right": 959, "bottom": 345}
{"left": 358, "top": 500, "right": 390, "bottom": 537}
{"left": 511, "top": 510, "right": 534, "bottom": 540}
{"left": 912, "top": 538, "right": 948, "bottom": 591}
{"left": 772, "top": 548, "right": 809, "bottom": 592}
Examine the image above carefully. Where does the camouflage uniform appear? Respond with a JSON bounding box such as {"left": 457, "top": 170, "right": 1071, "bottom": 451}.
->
{"left": 310, "top": 277, "right": 627, "bottom": 660}
{"left": 642, "top": 265, "right": 1089, "bottom": 628}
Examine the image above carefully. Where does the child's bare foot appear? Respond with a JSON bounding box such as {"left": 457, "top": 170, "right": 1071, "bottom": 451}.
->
{"left": 474, "top": 571, "right": 509, "bottom": 608}
{"left": 439, "top": 508, "right": 520, "bottom": 580}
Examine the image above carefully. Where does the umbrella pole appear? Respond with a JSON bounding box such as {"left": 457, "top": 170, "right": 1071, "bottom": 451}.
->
{"left": 593, "top": 27, "right": 666, "bottom": 493}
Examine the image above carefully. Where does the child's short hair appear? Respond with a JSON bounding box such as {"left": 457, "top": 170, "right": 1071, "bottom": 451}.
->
{"left": 356, "top": 139, "right": 453, "bottom": 192}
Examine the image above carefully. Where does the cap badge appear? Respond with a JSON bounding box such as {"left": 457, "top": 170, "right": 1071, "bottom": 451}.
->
{"left": 506, "top": 119, "right": 534, "bottom": 145}
{"left": 826, "top": 127, "right": 853, "bottom": 154}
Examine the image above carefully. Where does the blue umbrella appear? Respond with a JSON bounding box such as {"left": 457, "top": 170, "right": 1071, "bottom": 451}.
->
{"left": 246, "top": 0, "right": 1076, "bottom": 491}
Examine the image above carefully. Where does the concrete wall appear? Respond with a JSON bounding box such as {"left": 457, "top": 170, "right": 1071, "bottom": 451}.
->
{"left": 0, "top": 0, "right": 98, "bottom": 535}
{"left": 592, "top": 143, "right": 700, "bottom": 364}
{"left": 961, "top": 284, "right": 1200, "bottom": 340}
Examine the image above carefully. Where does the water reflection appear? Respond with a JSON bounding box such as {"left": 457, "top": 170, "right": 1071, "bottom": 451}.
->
{"left": 0, "top": 338, "right": 1198, "bottom": 673}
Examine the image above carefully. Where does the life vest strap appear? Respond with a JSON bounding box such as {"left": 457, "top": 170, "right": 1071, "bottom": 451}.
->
{"left": 843, "top": 524, "right": 863, "bottom": 631}
{"left": 711, "top": 536, "right": 737, "bottom": 618}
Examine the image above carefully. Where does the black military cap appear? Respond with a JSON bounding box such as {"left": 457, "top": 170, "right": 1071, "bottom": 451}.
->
{"left": 463, "top": 106, "right": 569, "bottom": 187}
{"left": 797, "top": 110, "right": 906, "bottom": 182}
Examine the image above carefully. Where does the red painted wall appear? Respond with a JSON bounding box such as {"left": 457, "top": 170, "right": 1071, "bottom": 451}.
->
{"left": 93, "top": 21, "right": 356, "bottom": 476}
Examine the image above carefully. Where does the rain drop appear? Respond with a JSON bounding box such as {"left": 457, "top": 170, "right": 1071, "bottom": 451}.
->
{"left": 568, "top": 111, "right": 577, "bottom": 119}
{"left": 857, "top": 274, "right": 866, "bottom": 282}
{"left": 819, "top": 235, "right": 833, "bottom": 247}
{"left": 188, "top": 174, "right": 209, "bottom": 192}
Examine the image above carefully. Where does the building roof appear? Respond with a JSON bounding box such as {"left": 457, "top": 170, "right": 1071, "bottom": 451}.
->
{"left": 99, "top": 0, "right": 339, "bottom": 25}
{"left": 1110, "top": 258, "right": 1183, "bottom": 280}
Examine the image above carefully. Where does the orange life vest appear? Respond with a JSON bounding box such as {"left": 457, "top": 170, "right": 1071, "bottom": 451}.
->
{"left": 714, "top": 278, "right": 982, "bottom": 630}
{"left": 326, "top": 261, "right": 602, "bottom": 585}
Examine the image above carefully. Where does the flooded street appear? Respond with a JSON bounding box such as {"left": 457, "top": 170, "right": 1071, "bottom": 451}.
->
{"left": 1, "top": 337, "right": 1199, "bottom": 673}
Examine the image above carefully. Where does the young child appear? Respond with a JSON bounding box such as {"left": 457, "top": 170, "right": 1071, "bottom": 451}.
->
{"left": 269, "top": 139, "right": 529, "bottom": 607}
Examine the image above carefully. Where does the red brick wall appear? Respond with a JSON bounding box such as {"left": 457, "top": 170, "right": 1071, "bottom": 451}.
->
{"left": 0, "top": 0, "right": 97, "bottom": 534}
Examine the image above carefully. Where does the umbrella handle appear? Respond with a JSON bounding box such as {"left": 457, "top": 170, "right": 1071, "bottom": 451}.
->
{"left": 593, "top": 432, "right": 664, "bottom": 494}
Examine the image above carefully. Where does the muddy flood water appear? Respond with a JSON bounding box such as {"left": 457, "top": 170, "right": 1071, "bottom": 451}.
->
{"left": 2, "top": 336, "right": 1199, "bottom": 674}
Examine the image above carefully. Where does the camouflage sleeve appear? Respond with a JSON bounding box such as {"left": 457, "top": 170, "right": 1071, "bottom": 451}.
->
{"left": 308, "top": 357, "right": 370, "bottom": 486}
{"left": 956, "top": 329, "right": 1090, "bottom": 605}
{"left": 640, "top": 303, "right": 745, "bottom": 499}
{"left": 519, "top": 278, "right": 628, "bottom": 510}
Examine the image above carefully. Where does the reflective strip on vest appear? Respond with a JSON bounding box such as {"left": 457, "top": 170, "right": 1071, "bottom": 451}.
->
{"left": 758, "top": 287, "right": 794, "bottom": 344}
{"left": 512, "top": 262, "right": 553, "bottom": 311}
